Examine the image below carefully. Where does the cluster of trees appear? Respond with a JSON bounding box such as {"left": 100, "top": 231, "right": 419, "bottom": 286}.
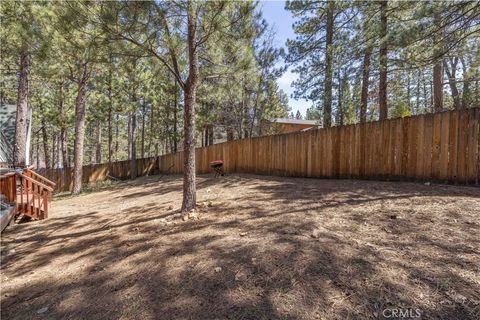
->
{"left": 286, "top": 1, "right": 480, "bottom": 126}
{"left": 3, "top": 0, "right": 479, "bottom": 212}
{"left": 1, "top": 1, "right": 290, "bottom": 211}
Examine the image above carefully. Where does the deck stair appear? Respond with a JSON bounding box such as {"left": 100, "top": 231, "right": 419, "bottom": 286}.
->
{"left": 0, "top": 167, "right": 55, "bottom": 231}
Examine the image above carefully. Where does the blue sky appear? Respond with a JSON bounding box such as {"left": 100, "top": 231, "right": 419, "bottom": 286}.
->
{"left": 260, "top": 0, "right": 312, "bottom": 116}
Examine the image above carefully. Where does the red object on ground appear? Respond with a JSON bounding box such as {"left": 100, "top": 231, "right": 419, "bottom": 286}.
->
{"left": 210, "top": 160, "right": 223, "bottom": 167}
{"left": 210, "top": 160, "right": 224, "bottom": 177}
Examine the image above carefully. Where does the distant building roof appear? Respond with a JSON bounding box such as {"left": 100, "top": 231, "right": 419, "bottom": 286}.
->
{"left": 269, "top": 118, "right": 321, "bottom": 126}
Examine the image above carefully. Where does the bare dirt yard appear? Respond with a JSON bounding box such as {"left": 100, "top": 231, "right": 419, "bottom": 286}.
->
{"left": 1, "top": 174, "right": 479, "bottom": 320}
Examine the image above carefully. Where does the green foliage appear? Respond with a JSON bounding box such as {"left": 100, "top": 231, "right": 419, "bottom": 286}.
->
{"left": 286, "top": 0, "right": 480, "bottom": 124}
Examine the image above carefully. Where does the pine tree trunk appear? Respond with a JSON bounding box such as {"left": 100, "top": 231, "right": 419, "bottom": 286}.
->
{"left": 130, "top": 110, "right": 137, "bottom": 180}
{"left": 51, "top": 132, "right": 57, "bottom": 169}
{"left": 323, "top": 1, "right": 334, "bottom": 128}
{"left": 35, "top": 134, "right": 39, "bottom": 169}
{"left": 378, "top": 0, "right": 388, "bottom": 120}
{"left": 203, "top": 128, "right": 207, "bottom": 147}
{"left": 433, "top": 14, "right": 443, "bottom": 112}
{"left": 360, "top": 48, "right": 371, "bottom": 123}
{"left": 95, "top": 119, "right": 101, "bottom": 163}
{"left": 72, "top": 68, "right": 89, "bottom": 195}
{"left": 208, "top": 125, "right": 214, "bottom": 146}
{"left": 115, "top": 114, "right": 119, "bottom": 160}
{"left": 41, "top": 118, "right": 50, "bottom": 169}
{"left": 141, "top": 102, "right": 146, "bottom": 159}
{"left": 443, "top": 58, "right": 462, "bottom": 109}
{"left": 433, "top": 62, "right": 443, "bottom": 111}
{"left": 61, "top": 130, "right": 68, "bottom": 168}
{"left": 108, "top": 58, "right": 113, "bottom": 170}
{"left": 415, "top": 70, "right": 420, "bottom": 114}
{"left": 108, "top": 105, "right": 112, "bottom": 170}
{"left": 227, "top": 128, "right": 234, "bottom": 141}
{"left": 181, "top": 1, "right": 198, "bottom": 213}
{"left": 59, "top": 80, "right": 69, "bottom": 168}
{"left": 407, "top": 70, "right": 411, "bottom": 112}
{"left": 337, "top": 70, "right": 344, "bottom": 126}
{"left": 127, "top": 115, "right": 131, "bottom": 160}
{"left": 148, "top": 102, "right": 155, "bottom": 157}
{"left": 173, "top": 82, "right": 178, "bottom": 152}
{"left": 14, "top": 50, "right": 30, "bottom": 167}
{"left": 460, "top": 57, "right": 470, "bottom": 108}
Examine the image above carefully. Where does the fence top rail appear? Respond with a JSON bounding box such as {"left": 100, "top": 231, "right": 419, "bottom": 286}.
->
{"left": 159, "top": 107, "right": 479, "bottom": 158}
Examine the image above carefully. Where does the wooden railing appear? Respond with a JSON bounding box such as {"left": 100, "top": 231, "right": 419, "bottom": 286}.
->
{"left": 0, "top": 172, "right": 16, "bottom": 203}
{"left": 16, "top": 172, "right": 54, "bottom": 219}
{"left": 25, "top": 167, "right": 56, "bottom": 200}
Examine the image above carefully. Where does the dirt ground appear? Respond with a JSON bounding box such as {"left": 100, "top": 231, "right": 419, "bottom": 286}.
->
{"left": 1, "top": 174, "right": 479, "bottom": 320}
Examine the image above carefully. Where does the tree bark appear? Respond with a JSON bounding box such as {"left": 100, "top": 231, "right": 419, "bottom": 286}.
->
{"left": 181, "top": 1, "right": 198, "bottom": 213}
{"left": 108, "top": 57, "right": 113, "bottom": 170}
{"left": 443, "top": 57, "right": 461, "bottom": 109}
{"left": 433, "top": 13, "right": 443, "bottom": 112}
{"left": 52, "top": 132, "right": 57, "bottom": 169}
{"left": 337, "top": 69, "right": 344, "bottom": 126}
{"left": 460, "top": 57, "right": 470, "bottom": 108}
{"left": 433, "top": 61, "right": 443, "bottom": 111}
{"left": 378, "top": 0, "right": 388, "bottom": 120}
{"left": 208, "top": 125, "right": 214, "bottom": 146}
{"left": 141, "top": 101, "right": 146, "bottom": 159}
{"left": 148, "top": 102, "right": 155, "bottom": 157}
{"left": 108, "top": 103, "right": 113, "bottom": 169}
{"left": 41, "top": 118, "right": 50, "bottom": 169}
{"left": 115, "top": 114, "right": 119, "bottom": 160}
{"left": 72, "top": 66, "right": 89, "bottom": 195}
{"left": 95, "top": 119, "right": 102, "bottom": 163}
{"left": 323, "top": 1, "right": 334, "bottom": 128}
{"left": 415, "top": 70, "right": 420, "bottom": 114}
{"left": 61, "top": 130, "right": 68, "bottom": 168}
{"left": 59, "top": 80, "right": 69, "bottom": 168}
{"left": 127, "top": 115, "right": 131, "bottom": 159}
{"left": 129, "top": 110, "right": 137, "bottom": 180}
{"left": 360, "top": 48, "right": 371, "bottom": 123}
{"left": 35, "top": 134, "right": 39, "bottom": 169}
{"left": 173, "top": 82, "right": 178, "bottom": 152}
{"left": 227, "top": 128, "right": 234, "bottom": 141}
{"left": 13, "top": 50, "right": 30, "bottom": 167}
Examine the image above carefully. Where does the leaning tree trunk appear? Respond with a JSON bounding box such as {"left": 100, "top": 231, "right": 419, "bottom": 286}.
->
{"left": 13, "top": 50, "right": 30, "bottom": 167}
{"left": 323, "top": 1, "right": 334, "bottom": 128}
{"left": 181, "top": 1, "right": 198, "bottom": 213}
{"left": 444, "top": 58, "right": 462, "bottom": 110}
{"left": 72, "top": 69, "right": 89, "bottom": 195}
{"left": 378, "top": 0, "right": 388, "bottom": 120}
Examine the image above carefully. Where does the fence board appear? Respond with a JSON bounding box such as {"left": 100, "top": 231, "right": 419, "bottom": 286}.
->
{"left": 41, "top": 109, "right": 479, "bottom": 192}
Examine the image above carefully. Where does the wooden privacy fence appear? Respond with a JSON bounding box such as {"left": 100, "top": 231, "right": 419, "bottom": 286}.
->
{"left": 39, "top": 157, "right": 159, "bottom": 192}
{"left": 159, "top": 108, "right": 480, "bottom": 185}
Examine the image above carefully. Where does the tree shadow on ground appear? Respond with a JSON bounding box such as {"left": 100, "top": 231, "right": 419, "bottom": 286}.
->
{"left": 1, "top": 174, "right": 479, "bottom": 319}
